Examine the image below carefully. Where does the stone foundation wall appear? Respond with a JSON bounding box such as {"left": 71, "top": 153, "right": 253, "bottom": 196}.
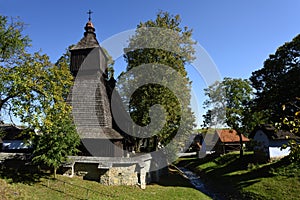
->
{"left": 63, "top": 155, "right": 165, "bottom": 188}
{"left": 100, "top": 164, "right": 138, "bottom": 186}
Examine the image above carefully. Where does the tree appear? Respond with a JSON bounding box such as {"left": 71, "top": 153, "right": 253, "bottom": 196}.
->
{"left": 250, "top": 34, "right": 300, "bottom": 162}
{"left": 0, "top": 15, "right": 80, "bottom": 176}
{"left": 121, "top": 11, "right": 196, "bottom": 152}
{"left": 0, "top": 16, "right": 30, "bottom": 63}
{"left": 0, "top": 51, "right": 74, "bottom": 131}
{"left": 279, "top": 98, "right": 300, "bottom": 162}
{"left": 0, "top": 15, "right": 73, "bottom": 125}
{"left": 203, "top": 78, "right": 262, "bottom": 157}
{"left": 250, "top": 34, "right": 300, "bottom": 125}
{"left": 0, "top": 15, "right": 30, "bottom": 121}
{"left": 0, "top": 16, "right": 72, "bottom": 126}
{"left": 30, "top": 49, "right": 80, "bottom": 178}
{"left": 32, "top": 110, "right": 80, "bottom": 178}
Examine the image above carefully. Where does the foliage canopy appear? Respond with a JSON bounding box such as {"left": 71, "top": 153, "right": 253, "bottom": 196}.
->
{"left": 121, "top": 11, "right": 196, "bottom": 152}
{"left": 0, "top": 15, "right": 79, "bottom": 175}
{"left": 250, "top": 34, "right": 300, "bottom": 126}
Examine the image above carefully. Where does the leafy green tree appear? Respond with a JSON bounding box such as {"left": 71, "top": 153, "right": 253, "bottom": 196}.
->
{"left": 121, "top": 11, "right": 196, "bottom": 152}
{"left": 0, "top": 16, "right": 29, "bottom": 120}
{"left": 0, "top": 16, "right": 73, "bottom": 126}
{"left": 203, "top": 78, "right": 263, "bottom": 156}
{"left": 30, "top": 49, "right": 80, "bottom": 178}
{"left": 0, "top": 16, "right": 30, "bottom": 63}
{"left": 202, "top": 80, "right": 227, "bottom": 128}
{"left": 0, "top": 52, "right": 74, "bottom": 129}
{"left": 250, "top": 34, "right": 300, "bottom": 126}
{"left": 32, "top": 110, "right": 80, "bottom": 178}
{"left": 0, "top": 15, "right": 80, "bottom": 176}
{"left": 0, "top": 15, "right": 72, "bottom": 123}
{"left": 250, "top": 34, "right": 300, "bottom": 162}
{"left": 280, "top": 98, "right": 300, "bottom": 162}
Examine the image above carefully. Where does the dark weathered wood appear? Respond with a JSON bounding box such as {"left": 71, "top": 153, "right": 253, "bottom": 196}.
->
{"left": 69, "top": 20, "right": 124, "bottom": 157}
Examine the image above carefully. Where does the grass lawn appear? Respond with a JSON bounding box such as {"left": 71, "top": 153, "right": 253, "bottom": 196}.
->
{"left": 0, "top": 165, "right": 211, "bottom": 200}
{"left": 175, "top": 152, "right": 300, "bottom": 200}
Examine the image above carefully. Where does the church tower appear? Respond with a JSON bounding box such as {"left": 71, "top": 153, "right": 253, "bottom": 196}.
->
{"left": 70, "top": 20, "right": 101, "bottom": 77}
{"left": 69, "top": 12, "right": 124, "bottom": 157}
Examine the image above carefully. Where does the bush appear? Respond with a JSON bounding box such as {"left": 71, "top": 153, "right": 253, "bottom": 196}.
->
{"left": 282, "top": 140, "right": 300, "bottom": 162}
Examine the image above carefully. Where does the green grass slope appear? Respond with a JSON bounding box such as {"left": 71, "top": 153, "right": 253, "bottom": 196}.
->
{"left": 176, "top": 152, "right": 300, "bottom": 200}
{"left": 0, "top": 166, "right": 211, "bottom": 200}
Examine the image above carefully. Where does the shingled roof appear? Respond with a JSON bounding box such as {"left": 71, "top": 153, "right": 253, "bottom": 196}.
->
{"left": 68, "top": 21, "right": 123, "bottom": 140}
{"left": 216, "top": 129, "right": 250, "bottom": 143}
{"left": 76, "top": 127, "right": 123, "bottom": 139}
{"left": 71, "top": 21, "right": 99, "bottom": 50}
{"left": 70, "top": 77, "right": 123, "bottom": 140}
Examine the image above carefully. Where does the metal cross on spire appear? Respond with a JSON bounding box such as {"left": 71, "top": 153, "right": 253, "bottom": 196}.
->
{"left": 87, "top": 9, "right": 93, "bottom": 21}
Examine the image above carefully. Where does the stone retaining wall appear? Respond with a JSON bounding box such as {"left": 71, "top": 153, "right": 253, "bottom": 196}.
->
{"left": 63, "top": 154, "right": 162, "bottom": 189}
{"left": 100, "top": 164, "right": 138, "bottom": 185}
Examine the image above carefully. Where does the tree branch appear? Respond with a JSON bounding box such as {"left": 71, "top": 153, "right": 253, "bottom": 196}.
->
{"left": 0, "top": 95, "right": 15, "bottom": 110}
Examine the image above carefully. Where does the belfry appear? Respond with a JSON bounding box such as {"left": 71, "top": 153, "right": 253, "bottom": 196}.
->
{"left": 69, "top": 11, "right": 124, "bottom": 157}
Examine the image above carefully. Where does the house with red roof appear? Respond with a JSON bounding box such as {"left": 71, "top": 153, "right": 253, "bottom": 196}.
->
{"left": 201, "top": 129, "right": 250, "bottom": 155}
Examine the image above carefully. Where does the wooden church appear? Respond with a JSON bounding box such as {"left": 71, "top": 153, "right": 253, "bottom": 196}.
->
{"left": 62, "top": 13, "right": 164, "bottom": 189}
{"left": 68, "top": 15, "right": 126, "bottom": 157}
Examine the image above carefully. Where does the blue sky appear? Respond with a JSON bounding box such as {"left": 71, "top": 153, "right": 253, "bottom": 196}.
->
{"left": 1, "top": 0, "right": 300, "bottom": 127}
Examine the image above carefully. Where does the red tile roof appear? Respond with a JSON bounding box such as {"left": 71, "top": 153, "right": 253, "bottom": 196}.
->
{"left": 216, "top": 129, "right": 250, "bottom": 143}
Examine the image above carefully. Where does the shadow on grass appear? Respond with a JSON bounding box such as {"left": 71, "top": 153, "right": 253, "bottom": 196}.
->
{"left": 175, "top": 153, "right": 297, "bottom": 199}
{"left": 214, "top": 155, "right": 295, "bottom": 189}
{"left": 0, "top": 157, "right": 47, "bottom": 184}
{"left": 39, "top": 183, "right": 84, "bottom": 200}
{"left": 153, "top": 165, "right": 196, "bottom": 188}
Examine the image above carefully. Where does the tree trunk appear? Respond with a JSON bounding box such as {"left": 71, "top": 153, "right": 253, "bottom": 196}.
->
{"left": 0, "top": 96, "right": 15, "bottom": 123}
{"left": 0, "top": 96, "right": 14, "bottom": 111}
{"left": 238, "top": 133, "right": 244, "bottom": 158}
